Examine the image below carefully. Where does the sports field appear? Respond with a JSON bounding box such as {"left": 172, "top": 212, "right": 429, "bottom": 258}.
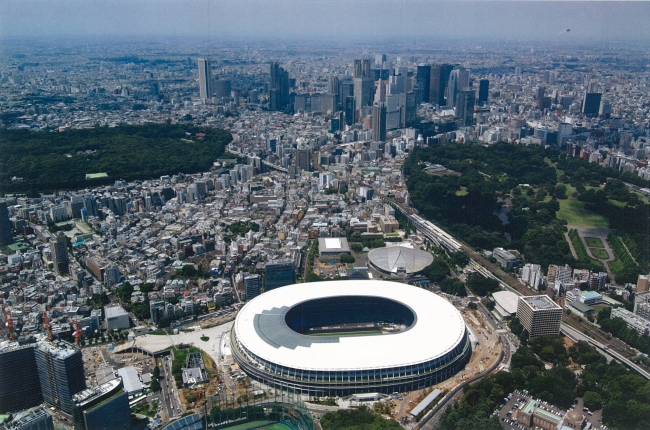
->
{"left": 222, "top": 420, "right": 293, "bottom": 430}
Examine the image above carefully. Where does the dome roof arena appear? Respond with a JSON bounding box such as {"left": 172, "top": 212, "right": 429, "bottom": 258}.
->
{"left": 367, "top": 246, "right": 434, "bottom": 275}
{"left": 232, "top": 280, "right": 471, "bottom": 396}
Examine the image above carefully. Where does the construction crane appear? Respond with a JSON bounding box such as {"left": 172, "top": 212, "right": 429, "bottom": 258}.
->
{"left": 5, "top": 304, "right": 15, "bottom": 341}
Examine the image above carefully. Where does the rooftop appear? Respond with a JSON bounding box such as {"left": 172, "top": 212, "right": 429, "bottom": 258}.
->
{"left": 520, "top": 295, "right": 561, "bottom": 311}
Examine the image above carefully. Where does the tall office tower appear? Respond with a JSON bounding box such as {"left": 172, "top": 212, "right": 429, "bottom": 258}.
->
{"left": 446, "top": 67, "right": 469, "bottom": 107}
{"left": 415, "top": 64, "right": 431, "bottom": 104}
{"left": 340, "top": 80, "right": 354, "bottom": 109}
{"left": 429, "top": 64, "right": 453, "bottom": 106}
{"left": 362, "top": 59, "right": 372, "bottom": 78}
{"left": 35, "top": 340, "right": 86, "bottom": 414}
{"left": 353, "top": 77, "right": 374, "bottom": 110}
{"left": 536, "top": 86, "right": 545, "bottom": 100}
{"left": 214, "top": 79, "right": 232, "bottom": 99}
{"left": 245, "top": 275, "right": 261, "bottom": 300}
{"left": 372, "top": 103, "right": 387, "bottom": 142}
{"left": 328, "top": 75, "right": 340, "bottom": 94}
{"left": 344, "top": 96, "right": 356, "bottom": 125}
{"left": 197, "top": 57, "right": 213, "bottom": 99}
{"left": 456, "top": 90, "right": 475, "bottom": 127}
{"left": 72, "top": 379, "right": 131, "bottom": 430}
{"left": 353, "top": 59, "right": 363, "bottom": 78}
{"left": 269, "top": 62, "right": 290, "bottom": 111}
{"left": 296, "top": 148, "right": 312, "bottom": 172}
{"left": 399, "top": 92, "right": 417, "bottom": 128}
{"left": 375, "top": 54, "right": 387, "bottom": 66}
{"left": 52, "top": 232, "right": 70, "bottom": 275}
{"left": 516, "top": 296, "right": 562, "bottom": 338}
{"left": 374, "top": 80, "right": 387, "bottom": 103}
{"left": 478, "top": 79, "right": 489, "bottom": 105}
{"left": 387, "top": 74, "right": 405, "bottom": 95}
{"left": 582, "top": 93, "right": 602, "bottom": 117}
{"left": 0, "top": 344, "right": 43, "bottom": 412}
{"left": 0, "top": 199, "right": 13, "bottom": 245}
{"left": 265, "top": 261, "right": 296, "bottom": 291}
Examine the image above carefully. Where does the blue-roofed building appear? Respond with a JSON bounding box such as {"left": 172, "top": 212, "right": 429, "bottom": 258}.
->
{"left": 579, "top": 291, "right": 602, "bottom": 306}
{"left": 163, "top": 413, "right": 202, "bottom": 430}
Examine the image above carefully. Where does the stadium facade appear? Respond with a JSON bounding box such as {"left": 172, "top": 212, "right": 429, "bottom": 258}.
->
{"left": 232, "top": 280, "right": 471, "bottom": 396}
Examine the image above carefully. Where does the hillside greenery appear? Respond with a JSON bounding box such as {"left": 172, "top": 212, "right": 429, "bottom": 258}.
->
{"left": 0, "top": 124, "right": 231, "bottom": 193}
{"left": 320, "top": 406, "right": 402, "bottom": 430}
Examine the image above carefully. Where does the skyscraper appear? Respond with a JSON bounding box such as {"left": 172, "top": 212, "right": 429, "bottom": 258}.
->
{"left": 446, "top": 67, "right": 470, "bottom": 107}
{"left": 399, "top": 92, "right": 417, "bottom": 128}
{"left": 344, "top": 96, "right": 356, "bottom": 125}
{"left": 353, "top": 59, "right": 363, "bottom": 78}
{"left": 362, "top": 59, "right": 371, "bottom": 79}
{"left": 52, "top": 232, "right": 70, "bottom": 275}
{"left": 197, "top": 58, "right": 213, "bottom": 99}
{"left": 353, "top": 77, "right": 374, "bottom": 110}
{"left": 416, "top": 64, "right": 431, "bottom": 104}
{"left": 269, "top": 63, "right": 290, "bottom": 111}
{"left": 456, "top": 89, "right": 475, "bottom": 127}
{"left": 429, "top": 64, "right": 453, "bottom": 106}
{"left": 296, "top": 148, "right": 312, "bottom": 172}
{"left": 0, "top": 344, "right": 43, "bottom": 412}
{"left": 372, "top": 103, "right": 387, "bottom": 142}
{"left": 72, "top": 379, "right": 131, "bottom": 430}
{"left": 478, "top": 79, "right": 489, "bottom": 105}
{"left": 214, "top": 78, "right": 232, "bottom": 99}
{"left": 35, "top": 340, "right": 86, "bottom": 415}
{"left": 582, "top": 93, "right": 602, "bottom": 117}
{"left": 0, "top": 199, "right": 13, "bottom": 245}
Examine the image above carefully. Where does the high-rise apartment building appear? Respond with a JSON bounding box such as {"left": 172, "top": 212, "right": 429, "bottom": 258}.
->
{"left": 197, "top": 57, "right": 213, "bottom": 99}
{"left": 456, "top": 89, "right": 475, "bottom": 127}
{"left": 52, "top": 232, "right": 70, "bottom": 275}
{"left": 0, "top": 199, "right": 12, "bottom": 245}
{"left": 245, "top": 275, "right": 261, "bottom": 300}
{"left": 4, "top": 407, "right": 54, "bottom": 430}
{"left": 516, "top": 296, "right": 562, "bottom": 338}
{"left": 372, "top": 103, "right": 387, "bottom": 142}
{"left": 265, "top": 262, "right": 296, "bottom": 291}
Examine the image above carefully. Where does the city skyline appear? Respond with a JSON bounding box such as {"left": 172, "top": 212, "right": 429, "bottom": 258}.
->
{"left": 1, "top": 1, "right": 649, "bottom": 43}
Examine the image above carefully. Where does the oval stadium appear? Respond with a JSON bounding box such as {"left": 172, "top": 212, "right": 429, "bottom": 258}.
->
{"left": 231, "top": 280, "right": 471, "bottom": 397}
{"left": 367, "top": 246, "right": 434, "bottom": 275}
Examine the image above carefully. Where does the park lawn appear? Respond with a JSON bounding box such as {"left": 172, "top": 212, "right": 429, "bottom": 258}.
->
{"left": 557, "top": 197, "right": 609, "bottom": 228}
{"left": 607, "top": 199, "right": 627, "bottom": 208}
{"left": 585, "top": 237, "right": 605, "bottom": 248}
{"left": 609, "top": 259, "right": 625, "bottom": 273}
{"left": 456, "top": 186, "right": 469, "bottom": 196}
{"left": 590, "top": 248, "right": 609, "bottom": 259}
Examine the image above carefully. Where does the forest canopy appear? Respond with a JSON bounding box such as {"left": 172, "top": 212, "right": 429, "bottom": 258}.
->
{"left": 0, "top": 124, "right": 231, "bottom": 193}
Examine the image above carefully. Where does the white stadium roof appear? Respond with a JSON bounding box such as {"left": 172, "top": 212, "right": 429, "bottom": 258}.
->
{"left": 234, "top": 280, "right": 466, "bottom": 371}
{"left": 492, "top": 291, "right": 519, "bottom": 315}
{"left": 368, "top": 246, "right": 434, "bottom": 274}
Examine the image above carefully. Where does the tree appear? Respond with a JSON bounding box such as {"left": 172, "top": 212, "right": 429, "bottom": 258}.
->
{"left": 583, "top": 391, "right": 603, "bottom": 411}
{"left": 340, "top": 254, "right": 355, "bottom": 264}
{"left": 150, "top": 378, "right": 161, "bottom": 393}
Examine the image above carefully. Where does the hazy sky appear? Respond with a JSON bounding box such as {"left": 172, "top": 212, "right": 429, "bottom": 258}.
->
{"left": 1, "top": 1, "right": 649, "bottom": 43}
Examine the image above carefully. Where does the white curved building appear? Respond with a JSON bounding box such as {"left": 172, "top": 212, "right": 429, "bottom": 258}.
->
{"left": 367, "top": 246, "right": 433, "bottom": 275}
{"left": 231, "top": 280, "right": 471, "bottom": 396}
